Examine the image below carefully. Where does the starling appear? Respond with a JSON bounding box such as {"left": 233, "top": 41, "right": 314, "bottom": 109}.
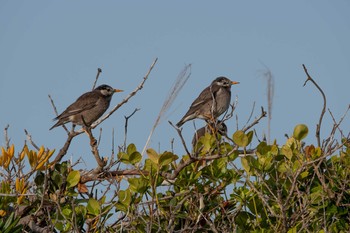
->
{"left": 176, "top": 77, "right": 239, "bottom": 127}
{"left": 50, "top": 84, "right": 123, "bottom": 130}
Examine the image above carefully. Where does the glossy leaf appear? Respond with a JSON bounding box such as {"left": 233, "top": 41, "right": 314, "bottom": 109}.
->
{"left": 66, "top": 170, "right": 80, "bottom": 189}
{"left": 87, "top": 198, "right": 100, "bottom": 216}
{"left": 146, "top": 148, "right": 159, "bottom": 165}
{"left": 293, "top": 124, "right": 308, "bottom": 140}
{"left": 233, "top": 130, "right": 249, "bottom": 147}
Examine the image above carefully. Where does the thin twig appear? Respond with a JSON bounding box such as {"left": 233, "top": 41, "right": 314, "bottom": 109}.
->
{"left": 90, "top": 58, "right": 158, "bottom": 129}
{"left": 241, "top": 106, "right": 267, "bottom": 133}
{"left": 302, "top": 64, "right": 326, "bottom": 147}
{"left": 48, "top": 94, "right": 69, "bottom": 133}
{"left": 85, "top": 127, "right": 106, "bottom": 169}
{"left": 4, "top": 124, "right": 10, "bottom": 149}
{"left": 123, "top": 108, "right": 140, "bottom": 150}
{"left": 92, "top": 68, "right": 102, "bottom": 90}
{"left": 24, "top": 129, "right": 40, "bottom": 150}
{"left": 168, "top": 121, "right": 191, "bottom": 157}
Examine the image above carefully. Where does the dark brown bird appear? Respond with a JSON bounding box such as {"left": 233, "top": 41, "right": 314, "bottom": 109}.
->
{"left": 192, "top": 121, "right": 228, "bottom": 147}
{"left": 50, "top": 84, "right": 123, "bottom": 130}
{"left": 176, "top": 77, "right": 239, "bottom": 127}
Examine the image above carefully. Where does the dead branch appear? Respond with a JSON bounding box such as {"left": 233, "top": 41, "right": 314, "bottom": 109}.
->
{"left": 84, "top": 127, "right": 106, "bottom": 169}
{"left": 90, "top": 57, "right": 158, "bottom": 129}
{"left": 80, "top": 168, "right": 149, "bottom": 183}
{"left": 123, "top": 108, "right": 140, "bottom": 151}
{"left": 302, "top": 64, "right": 326, "bottom": 148}
{"left": 241, "top": 106, "right": 267, "bottom": 133}
{"left": 4, "top": 124, "right": 10, "bottom": 149}
{"left": 92, "top": 68, "right": 102, "bottom": 90}
{"left": 168, "top": 121, "right": 192, "bottom": 157}
{"left": 48, "top": 94, "right": 69, "bottom": 134}
{"left": 24, "top": 129, "right": 40, "bottom": 150}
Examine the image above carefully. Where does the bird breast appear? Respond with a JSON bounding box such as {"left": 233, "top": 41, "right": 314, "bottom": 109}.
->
{"left": 214, "top": 87, "right": 231, "bottom": 116}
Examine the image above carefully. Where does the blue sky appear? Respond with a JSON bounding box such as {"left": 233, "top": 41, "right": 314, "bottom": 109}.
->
{"left": 1, "top": 1, "right": 350, "bottom": 169}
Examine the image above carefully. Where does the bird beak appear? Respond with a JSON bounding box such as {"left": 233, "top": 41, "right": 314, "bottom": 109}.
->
{"left": 231, "top": 81, "right": 240, "bottom": 85}
{"left": 114, "top": 89, "right": 124, "bottom": 92}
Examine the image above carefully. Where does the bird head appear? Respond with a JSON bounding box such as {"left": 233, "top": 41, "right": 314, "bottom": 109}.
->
{"left": 213, "top": 76, "right": 239, "bottom": 88}
{"left": 217, "top": 121, "right": 228, "bottom": 135}
{"left": 95, "top": 84, "right": 123, "bottom": 96}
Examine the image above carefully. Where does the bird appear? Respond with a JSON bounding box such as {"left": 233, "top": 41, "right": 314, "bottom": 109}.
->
{"left": 50, "top": 84, "right": 123, "bottom": 130}
{"left": 176, "top": 76, "right": 239, "bottom": 127}
{"left": 192, "top": 121, "right": 228, "bottom": 147}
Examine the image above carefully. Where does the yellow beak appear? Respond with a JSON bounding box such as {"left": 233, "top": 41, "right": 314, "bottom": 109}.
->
{"left": 114, "top": 89, "right": 124, "bottom": 92}
{"left": 231, "top": 81, "right": 240, "bottom": 85}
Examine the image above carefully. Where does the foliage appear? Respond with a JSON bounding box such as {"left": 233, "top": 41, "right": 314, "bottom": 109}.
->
{"left": 1, "top": 64, "right": 349, "bottom": 232}
{"left": 1, "top": 121, "right": 350, "bottom": 232}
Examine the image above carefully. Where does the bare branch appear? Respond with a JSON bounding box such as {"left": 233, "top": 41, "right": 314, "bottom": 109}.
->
{"left": 4, "top": 124, "right": 10, "bottom": 149}
{"left": 84, "top": 127, "right": 106, "bottom": 169}
{"left": 123, "top": 108, "right": 140, "bottom": 151}
{"left": 302, "top": 64, "right": 326, "bottom": 147}
{"left": 90, "top": 58, "right": 158, "bottom": 129}
{"left": 92, "top": 68, "right": 102, "bottom": 90}
{"left": 48, "top": 94, "right": 69, "bottom": 134}
{"left": 241, "top": 106, "right": 267, "bottom": 133}
{"left": 24, "top": 129, "right": 40, "bottom": 150}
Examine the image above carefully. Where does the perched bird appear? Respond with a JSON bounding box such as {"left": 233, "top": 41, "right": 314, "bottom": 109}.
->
{"left": 50, "top": 84, "right": 123, "bottom": 130}
{"left": 192, "top": 121, "right": 228, "bottom": 147}
{"left": 176, "top": 77, "right": 239, "bottom": 127}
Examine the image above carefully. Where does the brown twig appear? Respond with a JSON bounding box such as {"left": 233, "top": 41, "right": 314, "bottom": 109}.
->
{"left": 48, "top": 94, "right": 69, "bottom": 134}
{"left": 123, "top": 108, "right": 140, "bottom": 151}
{"left": 4, "top": 124, "right": 10, "bottom": 149}
{"left": 168, "top": 121, "right": 192, "bottom": 157}
{"left": 24, "top": 129, "right": 40, "bottom": 150}
{"left": 92, "top": 68, "right": 102, "bottom": 90}
{"left": 90, "top": 57, "right": 158, "bottom": 129}
{"left": 80, "top": 168, "right": 149, "bottom": 183}
{"left": 302, "top": 64, "right": 326, "bottom": 148}
{"left": 85, "top": 127, "right": 106, "bottom": 169}
{"left": 241, "top": 106, "right": 267, "bottom": 133}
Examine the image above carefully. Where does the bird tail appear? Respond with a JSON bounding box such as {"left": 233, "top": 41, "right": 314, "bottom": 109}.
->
{"left": 49, "top": 121, "right": 63, "bottom": 130}
{"left": 176, "top": 120, "right": 184, "bottom": 128}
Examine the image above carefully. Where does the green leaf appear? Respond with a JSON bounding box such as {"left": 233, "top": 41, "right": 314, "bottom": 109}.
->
{"left": 66, "top": 170, "right": 80, "bottom": 189}
{"left": 241, "top": 157, "right": 251, "bottom": 174}
{"left": 127, "top": 143, "right": 137, "bottom": 155}
{"left": 129, "top": 151, "right": 142, "bottom": 165}
{"left": 128, "top": 177, "right": 149, "bottom": 193}
{"left": 118, "top": 189, "right": 132, "bottom": 206}
{"left": 146, "top": 148, "right": 159, "bottom": 165}
{"left": 233, "top": 130, "right": 249, "bottom": 147}
{"left": 246, "top": 130, "right": 254, "bottom": 145}
{"left": 281, "top": 145, "right": 293, "bottom": 160}
{"left": 87, "top": 198, "right": 100, "bottom": 216}
{"left": 117, "top": 152, "right": 130, "bottom": 164}
{"left": 159, "top": 152, "right": 178, "bottom": 167}
{"left": 293, "top": 124, "right": 308, "bottom": 140}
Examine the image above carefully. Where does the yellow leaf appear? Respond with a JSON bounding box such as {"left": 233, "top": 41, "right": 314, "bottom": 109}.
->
{"left": 19, "top": 145, "right": 27, "bottom": 162}
{"left": 8, "top": 144, "right": 14, "bottom": 157}
{"left": 0, "top": 210, "right": 6, "bottom": 217}
{"left": 37, "top": 146, "right": 45, "bottom": 160}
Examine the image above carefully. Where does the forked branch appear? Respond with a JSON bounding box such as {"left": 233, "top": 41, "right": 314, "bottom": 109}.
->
{"left": 302, "top": 64, "right": 326, "bottom": 147}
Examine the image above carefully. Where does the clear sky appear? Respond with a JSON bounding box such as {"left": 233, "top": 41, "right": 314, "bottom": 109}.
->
{"left": 1, "top": 1, "right": 350, "bottom": 169}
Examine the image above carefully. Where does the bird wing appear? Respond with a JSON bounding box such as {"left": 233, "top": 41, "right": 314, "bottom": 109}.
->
{"left": 54, "top": 91, "right": 100, "bottom": 120}
{"left": 188, "top": 84, "right": 220, "bottom": 110}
